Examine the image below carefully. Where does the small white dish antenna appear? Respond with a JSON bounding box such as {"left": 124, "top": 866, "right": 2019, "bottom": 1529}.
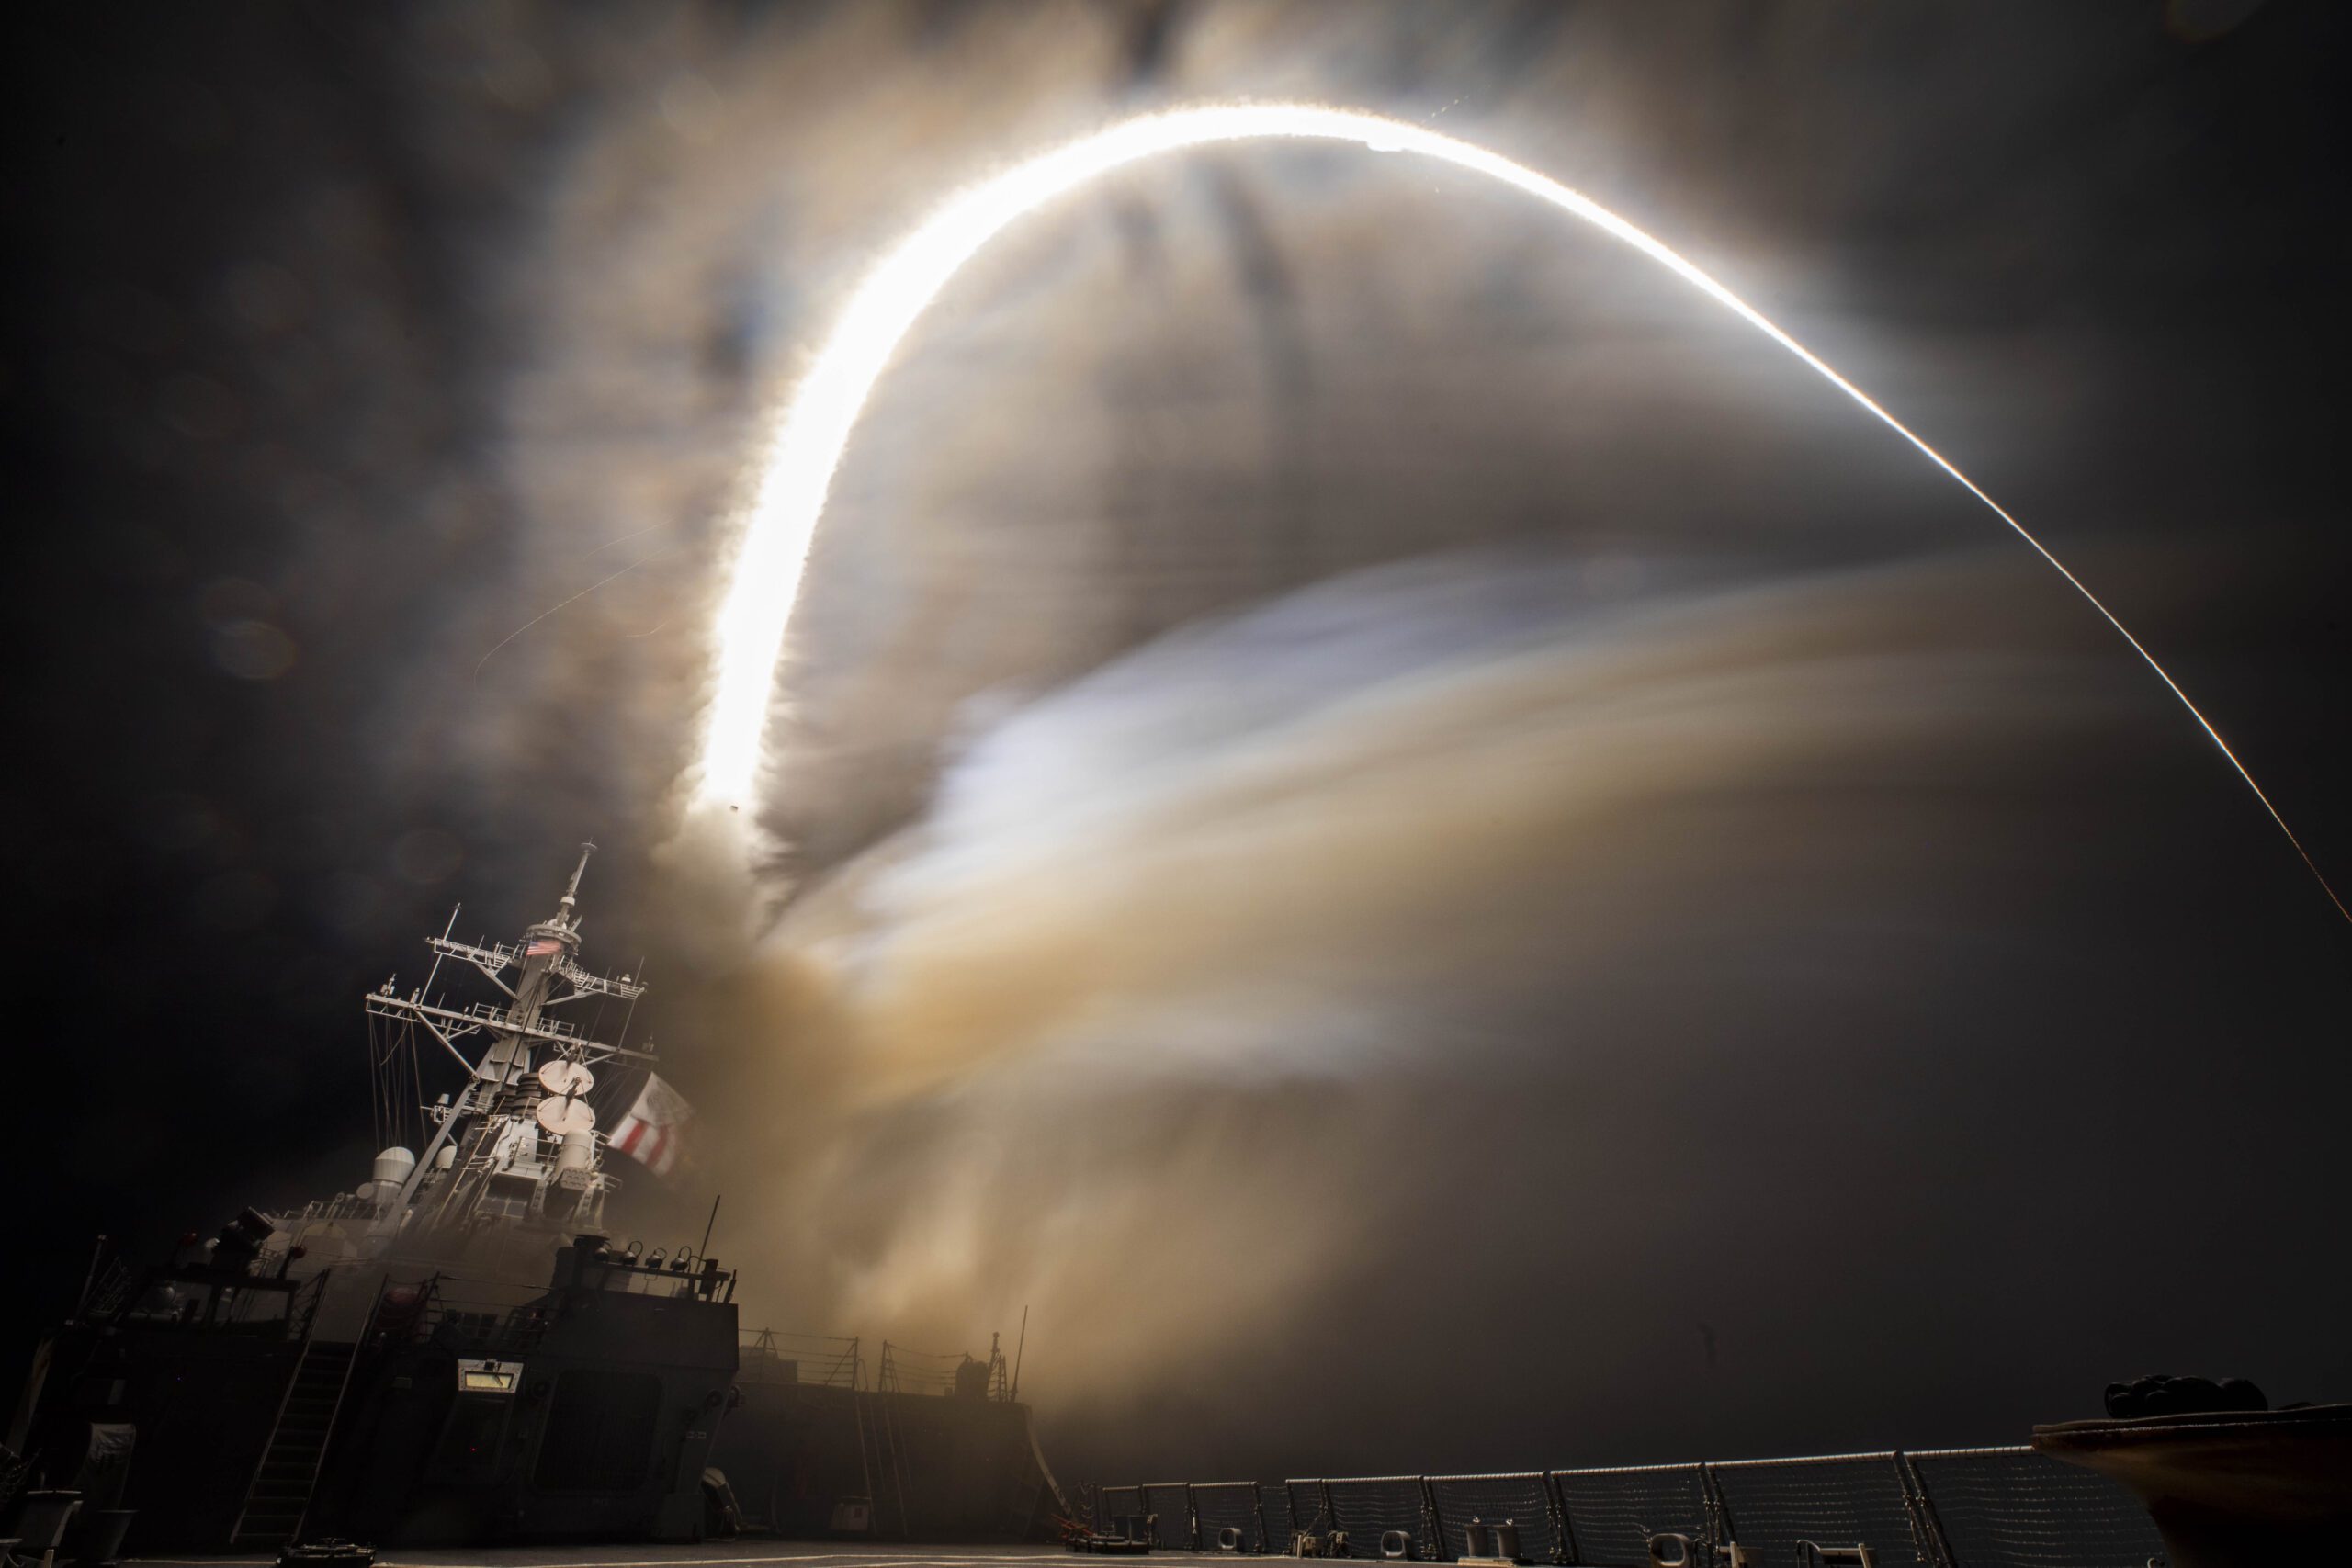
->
{"left": 536, "top": 1097, "right": 597, "bottom": 1136}
{"left": 538, "top": 1059, "right": 595, "bottom": 1097}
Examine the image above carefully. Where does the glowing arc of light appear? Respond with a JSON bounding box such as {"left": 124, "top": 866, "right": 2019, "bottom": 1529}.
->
{"left": 691, "top": 102, "right": 2344, "bottom": 923}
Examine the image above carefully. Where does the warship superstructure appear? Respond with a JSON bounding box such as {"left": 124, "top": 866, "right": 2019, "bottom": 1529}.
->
{"left": 3, "top": 845, "right": 1062, "bottom": 1553}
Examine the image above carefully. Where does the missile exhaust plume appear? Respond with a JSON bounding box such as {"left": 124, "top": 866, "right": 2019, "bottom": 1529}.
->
{"left": 688, "top": 102, "right": 2342, "bottom": 922}
{"left": 707, "top": 543, "right": 2314, "bottom": 1447}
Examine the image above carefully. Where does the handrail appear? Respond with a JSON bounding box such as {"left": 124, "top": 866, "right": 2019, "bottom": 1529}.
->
{"left": 741, "top": 1327, "right": 862, "bottom": 1388}
{"left": 284, "top": 1282, "right": 382, "bottom": 1548}
{"left": 288, "top": 1269, "right": 333, "bottom": 1343}
{"left": 1092, "top": 1447, "right": 2147, "bottom": 1566}
{"left": 225, "top": 1267, "right": 334, "bottom": 1545}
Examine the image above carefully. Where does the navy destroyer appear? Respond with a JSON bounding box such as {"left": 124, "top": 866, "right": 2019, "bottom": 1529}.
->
{"left": 2, "top": 845, "right": 1063, "bottom": 1554}
{"left": 20, "top": 845, "right": 2310, "bottom": 1568}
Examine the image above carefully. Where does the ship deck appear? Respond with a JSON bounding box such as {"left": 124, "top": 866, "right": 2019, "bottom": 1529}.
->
{"left": 131, "top": 1549, "right": 1074, "bottom": 1568}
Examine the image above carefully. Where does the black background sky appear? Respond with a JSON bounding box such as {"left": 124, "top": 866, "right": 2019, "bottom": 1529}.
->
{"left": 5, "top": 1, "right": 2350, "bottom": 1480}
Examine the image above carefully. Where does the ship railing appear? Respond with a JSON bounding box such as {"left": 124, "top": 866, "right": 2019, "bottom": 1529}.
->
{"left": 588, "top": 1253, "right": 733, "bottom": 1300}
{"left": 1090, "top": 1449, "right": 2166, "bottom": 1565}
{"left": 243, "top": 1191, "right": 383, "bottom": 1288}
{"left": 285, "top": 1268, "right": 333, "bottom": 1342}
{"left": 424, "top": 936, "right": 645, "bottom": 1001}
{"left": 278, "top": 1191, "right": 383, "bottom": 1224}
{"left": 369, "top": 1273, "right": 552, "bottom": 1357}
{"left": 551, "top": 950, "right": 645, "bottom": 1000}
{"left": 78, "top": 1254, "right": 135, "bottom": 1321}
{"left": 94, "top": 1264, "right": 305, "bottom": 1337}
{"left": 252, "top": 1192, "right": 386, "bottom": 1276}
{"left": 739, "top": 1328, "right": 863, "bottom": 1389}
{"left": 428, "top": 934, "right": 526, "bottom": 975}
{"left": 455, "top": 999, "right": 584, "bottom": 1039}
{"left": 876, "top": 1339, "right": 1012, "bottom": 1400}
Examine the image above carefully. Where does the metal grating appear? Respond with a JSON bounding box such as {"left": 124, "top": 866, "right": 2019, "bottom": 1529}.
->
{"left": 1553, "top": 1464, "right": 1712, "bottom": 1566}
{"left": 1712, "top": 1455, "right": 1925, "bottom": 1567}
{"left": 1430, "top": 1472, "right": 1564, "bottom": 1563}
{"left": 1910, "top": 1448, "right": 2165, "bottom": 1568}
{"left": 1194, "top": 1481, "right": 1269, "bottom": 1552}
{"left": 1144, "top": 1483, "right": 1196, "bottom": 1549}
{"left": 1328, "top": 1475, "right": 1434, "bottom": 1559}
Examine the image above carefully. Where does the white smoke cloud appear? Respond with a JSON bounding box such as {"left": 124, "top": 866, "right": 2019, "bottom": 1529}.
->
{"left": 696, "top": 545, "right": 2153, "bottom": 1469}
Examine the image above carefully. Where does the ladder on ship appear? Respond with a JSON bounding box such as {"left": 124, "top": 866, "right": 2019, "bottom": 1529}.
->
{"left": 228, "top": 1337, "right": 360, "bottom": 1548}
{"left": 854, "top": 1392, "right": 913, "bottom": 1540}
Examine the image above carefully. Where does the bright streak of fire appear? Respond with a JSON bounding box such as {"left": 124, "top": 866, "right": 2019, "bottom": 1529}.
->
{"left": 690, "top": 103, "right": 2344, "bottom": 922}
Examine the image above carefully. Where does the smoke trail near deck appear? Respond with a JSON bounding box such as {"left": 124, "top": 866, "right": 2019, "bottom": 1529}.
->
{"left": 687, "top": 102, "right": 2339, "bottom": 919}
{"left": 699, "top": 547, "right": 2223, "bottom": 1457}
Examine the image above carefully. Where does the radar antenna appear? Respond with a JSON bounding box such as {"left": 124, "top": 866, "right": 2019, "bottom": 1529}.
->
{"left": 362, "top": 842, "right": 657, "bottom": 1241}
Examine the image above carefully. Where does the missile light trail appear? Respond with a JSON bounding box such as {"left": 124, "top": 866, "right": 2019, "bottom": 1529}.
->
{"left": 689, "top": 102, "right": 2346, "bottom": 924}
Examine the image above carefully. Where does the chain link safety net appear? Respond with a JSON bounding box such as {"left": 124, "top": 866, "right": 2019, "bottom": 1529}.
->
{"left": 1328, "top": 1475, "right": 1435, "bottom": 1560}
{"left": 1910, "top": 1448, "right": 2165, "bottom": 1568}
{"left": 1099, "top": 1484, "right": 1143, "bottom": 1535}
{"left": 1145, "top": 1484, "right": 1196, "bottom": 1549}
{"left": 1194, "top": 1482, "right": 1269, "bottom": 1552}
{"left": 1711, "top": 1455, "right": 1925, "bottom": 1566}
{"left": 1262, "top": 1481, "right": 1299, "bottom": 1545}
{"left": 1098, "top": 1448, "right": 2163, "bottom": 1562}
{"left": 1552, "top": 1464, "right": 1712, "bottom": 1566}
{"left": 1430, "top": 1472, "right": 1562, "bottom": 1562}
{"left": 1289, "top": 1481, "right": 1334, "bottom": 1537}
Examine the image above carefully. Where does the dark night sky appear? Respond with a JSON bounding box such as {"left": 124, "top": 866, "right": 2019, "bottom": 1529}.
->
{"left": 5, "top": 1, "right": 2349, "bottom": 1482}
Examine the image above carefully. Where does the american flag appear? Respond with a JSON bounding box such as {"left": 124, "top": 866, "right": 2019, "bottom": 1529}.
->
{"left": 610, "top": 1072, "right": 693, "bottom": 1179}
{"left": 525, "top": 935, "right": 563, "bottom": 957}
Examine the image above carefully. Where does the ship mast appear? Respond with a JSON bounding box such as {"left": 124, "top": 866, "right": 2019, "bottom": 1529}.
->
{"left": 364, "top": 842, "right": 655, "bottom": 1242}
